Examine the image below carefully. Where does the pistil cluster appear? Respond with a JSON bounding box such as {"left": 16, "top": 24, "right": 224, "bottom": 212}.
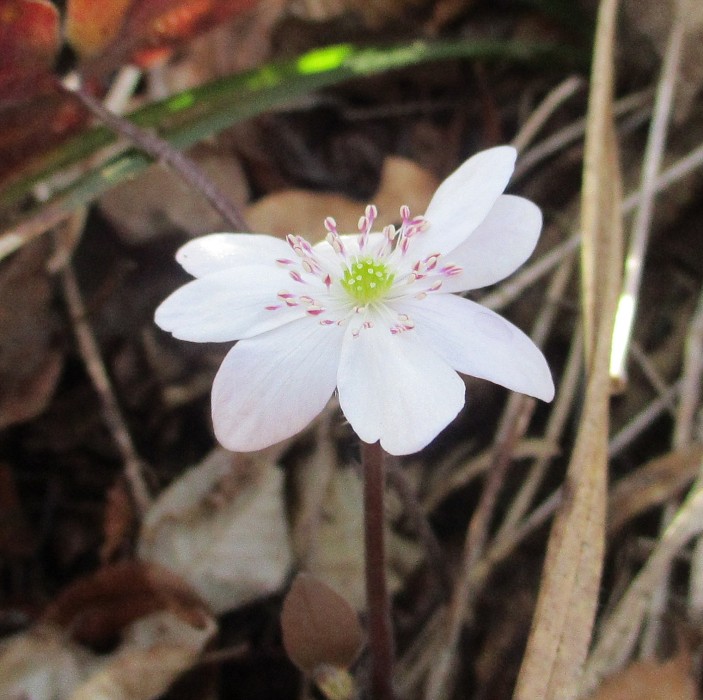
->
{"left": 266, "top": 204, "right": 463, "bottom": 336}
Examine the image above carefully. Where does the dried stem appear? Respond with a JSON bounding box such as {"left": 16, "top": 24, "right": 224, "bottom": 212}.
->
{"left": 63, "top": 80, "right": 250, "bottom": 233}
{"left": 511, "top": 75, "right": 585, "bottom": 152}
{"left": 609, "top": 0, "right": 688, "bottom": 384}
{"left": 361, "top": 440, "right": 396, "bottom": 700}
{"left": 60, "top": 234, "right": 151, "bottom": 515}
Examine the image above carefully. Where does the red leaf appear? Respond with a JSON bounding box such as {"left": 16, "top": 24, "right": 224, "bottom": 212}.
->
{"left": 0, "top": 0, "right": 59, "bottom": 69}
{"left": 78, "top": 0, "right": 261, "bottom": 73}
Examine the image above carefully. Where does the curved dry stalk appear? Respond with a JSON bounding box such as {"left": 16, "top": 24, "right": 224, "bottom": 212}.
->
{"left": 511, "top": 76, "right": 585, "bottom": 153}
{"left": 515, "top": 0, "right": 623, "bottom": 696}
{"left": 498, "top": 324, "right": 582, "bottom": 537}
{"left": 423, "top": 245, "right": 568, "bottom": 700}
{"left": 60, "top": 229, "right": 152, "bottom": 515}
{"left": 580, "top": 477, "right": 703, "bottom": 696}
{"left": 513, "top": 89, "right": 652, "bottom": 182}
{"left": 609, "top": 0, "right": 689, "bottom": 385}
{"left": 678, "top": 287, "right": 703, "bottom": 613}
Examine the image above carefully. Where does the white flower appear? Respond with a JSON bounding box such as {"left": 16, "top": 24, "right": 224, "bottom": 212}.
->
{"left": 155, "top": 146, "right": 554, "bottom": 456}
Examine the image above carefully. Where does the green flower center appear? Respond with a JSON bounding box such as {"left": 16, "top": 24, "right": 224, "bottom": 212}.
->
{"left": 340, "top": 257, "right": 395, "bottom": 304}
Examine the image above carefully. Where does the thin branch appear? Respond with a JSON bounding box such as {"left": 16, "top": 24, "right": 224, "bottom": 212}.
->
{"left": 609, "top": 0, "right": 688, "bottom": 384}
{"left": 512, "top": 75, "right": 585, "bottom": 153}
{"left": 62, "top": 79, "right": 250, "bottom": 233}
{"left": 59, "top": 220, "right": 151, "bottom": 514}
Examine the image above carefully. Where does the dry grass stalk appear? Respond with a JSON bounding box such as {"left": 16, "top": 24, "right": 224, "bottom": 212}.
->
{"left": 512, "top": 0, "right": 623, "bottom": 697}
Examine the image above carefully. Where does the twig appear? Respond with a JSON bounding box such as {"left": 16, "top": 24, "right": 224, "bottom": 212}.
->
{"left": 629, "top": 340, "right": 677, "bottom": 409}
{"left": 677, "top": 286, "right": 703, "bottom": 613}
{"left": 511, "top": 76, "right": 585, "bottom": 153}
{"left": 480, "top": 231, "right": 579, "bottom": 311}
{"left": 608, "top": 380, "right": 683, "bottom": 457}
{"left": 512, "top": 89, "right": 652, "bottom": 182}
{"left": 362, "top": 441, "right": 396, "bottom": 700}
{"left": 58, "top": 218, "right": 151, "bottom": 514}
{"left": 62, "top": 79, "right": 250, "bottom": 233}
{"left": 424, "top": 247, "right": 567, "bottom": 700}
{"left": 498, "top": 324, "right": 582, "bottom": 537}
{"left": 609, "top": 0, "right": 688, "bottom": 384}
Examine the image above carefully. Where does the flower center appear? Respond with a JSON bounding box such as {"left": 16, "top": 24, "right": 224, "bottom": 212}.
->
{"left": 340, "top": 257, "right": 395, "bottom": 304}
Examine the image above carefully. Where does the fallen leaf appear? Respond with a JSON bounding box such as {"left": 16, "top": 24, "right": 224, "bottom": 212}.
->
{"left": 585, "top": 650, "right": 697, "bottom": 700}
{"left": 608, "top": 445, "right": 703, "bottom": 535}
{"left": 0, "top": 239, "right": 63, "bottom": 429}
{"left": 0, "top": 623, "right": 95, "bottom": 700}
{"left": 101, "top": 479, "right": 137, "bottom": 563}
{"left": 43, "top": 561, "right": 210, "bottom": 647}
{"left": 65, "top": 0, "right": 133, "bottom": 58}
{"left": 0, "top": 0, "right": 60, "bottom": 70}
{"left": 281, "top": 573, "right": 363, "bottom": 673}
{"left": 246, "top": 156, "right": 440, "bottom": 238}
{"left": 70, "top": 609, "right": 216, "bottom": 700}
{"left": 138, "top": 448, "right": 292, "bottom": 613}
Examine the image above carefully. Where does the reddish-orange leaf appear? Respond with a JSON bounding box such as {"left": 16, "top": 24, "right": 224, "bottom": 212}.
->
{"left": 81, "top": 0, "right": 260, "bottom": 73}
{"left": 0, "top": 0, "right": 58, "bottom": 72}
{"left": 65, "top": 0, "right": 133, "bottom": 58}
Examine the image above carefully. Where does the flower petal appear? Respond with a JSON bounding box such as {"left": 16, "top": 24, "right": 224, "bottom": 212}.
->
{"left": 440, "top": 194, "right": 542, "bottom": 292}
{"left": 176, "top": 233, "right": 292, "bottom": 277}
{"left": 155, "top": 265, "right": 308, "bottom": 342}
{"left": 212, "top": 319, "right": 344, "bottom": 450}
{"left": 396, "top": 294, "right": 554, "bottom": 401}
{"left": 412, "top": 146, "right": 516, "bottom": 260}
{"left": 337, "top": 322, "right": 465, "bottom": 455}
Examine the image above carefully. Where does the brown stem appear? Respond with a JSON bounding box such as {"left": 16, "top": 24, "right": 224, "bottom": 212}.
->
{"left": 361, "top": 440, "right": 396, "bottom": 700}
{"left": 65, "top": 81, "right": 250, "bottom": 233}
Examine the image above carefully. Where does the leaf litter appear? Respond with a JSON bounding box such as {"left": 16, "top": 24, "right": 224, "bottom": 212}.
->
{"left": 2, "top": 0, "right": 703, "bottom": 699}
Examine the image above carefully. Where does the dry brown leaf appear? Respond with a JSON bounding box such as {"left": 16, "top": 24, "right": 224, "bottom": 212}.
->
{"left": 281, "top": 573, "right": 363, "bottom": 673}
{"left": 43, "top": 561, "right": 210, "bottom": 646}
{"left": 246, "top": 156, "right": 439, "bottom": 238}
{"left": 608, "top": 445, "right": 703, "bottom": 535}
{"left": 585, "top": 649, "right": 697, "bottom": 700}
{"left": 0, "top": 561, "right": 215, "bottom": 700}
{"left": 513, "top": 1, "right": 623, "bottom": 698}
{"left": 70, "top": 610, "right": 216, "bottom": 700}
{"left": 0, "top": 239, "right": 63, "bottom": 429}
{"left": 138, "top": 448, "right": 292, "bottom": 613}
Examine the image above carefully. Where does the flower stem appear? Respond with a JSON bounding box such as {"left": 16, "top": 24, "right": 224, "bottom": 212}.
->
{"left": 361, "top": 440, "right": 396, "bottom": 700}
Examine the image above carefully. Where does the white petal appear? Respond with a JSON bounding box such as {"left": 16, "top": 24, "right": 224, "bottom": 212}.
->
{"left": 396, "top": 294, "right": 554, "bottom": 401}
{"left": 177, "top": 234, "right": 292, "bottom": 277}
{"left": 212, "top": 320, "right": 344, "bottom": 451}
{"left": 337, "top": 322, "right": 465, "bottom": 455}
{"left": 412, "top": 146, "right": 516, "bottom": 259}
{"left": 155, "top": 265, "right": 308, "bottom": 342}
{"left": 440, "top": 195, "right": 542, "bottom": 292}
